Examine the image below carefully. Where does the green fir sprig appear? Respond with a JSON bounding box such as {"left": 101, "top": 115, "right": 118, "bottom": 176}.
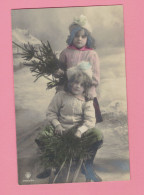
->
{"left": 12, "top": 41, "right": 66, "bottom": 89}
{"left": 35, "top": 125, "right": 95, "bottom": 183}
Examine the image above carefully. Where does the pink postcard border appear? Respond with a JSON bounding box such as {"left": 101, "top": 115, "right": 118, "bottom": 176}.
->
{"left": 0, "top": 0, "right": 143, "bottom": 194}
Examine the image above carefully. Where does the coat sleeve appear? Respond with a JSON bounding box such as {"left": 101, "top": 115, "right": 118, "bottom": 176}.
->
{"left": 78, "top": 101, "right": 96, "bottom": 134}
{"left": 89, "top": 51, "right": 100, "bottom": 87}
{"left": 59, "top": 49, "right": 67, "bottom": 70}
{"left": 46, "top": 92, "right": 63, "bottom": 127}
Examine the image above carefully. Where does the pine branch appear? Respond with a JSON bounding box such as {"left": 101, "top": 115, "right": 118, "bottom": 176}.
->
{"left": 13, "top": 41, "right": 43, "bottom": 62}
{"left": 35, "top": 125, "right": 101, "bottom": 183}
{"left": 37, "top": 126, "right": 92, "bottom": 168}
{"left": 13, "top": 41, "right": 66, "bottom": 89}
{"left": 12, "top": 41, "right": 27, "bottom": 52}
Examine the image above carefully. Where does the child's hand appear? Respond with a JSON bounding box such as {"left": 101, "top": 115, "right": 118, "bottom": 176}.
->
{"left": 87, "top": 86, "right": 96, "bottom": 100}
{"left": 53, "top": 69, "right": 64, "bottom": 78}
{"left": 55, "top": 124, "right": 65, "bottom": 135}
{"left": 74, "top": 130, "right": 82, "bottom": 138}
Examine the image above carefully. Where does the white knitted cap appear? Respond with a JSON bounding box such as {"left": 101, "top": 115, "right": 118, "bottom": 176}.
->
{"left": 69, "top": 15, "right": 92, "bottom": 33}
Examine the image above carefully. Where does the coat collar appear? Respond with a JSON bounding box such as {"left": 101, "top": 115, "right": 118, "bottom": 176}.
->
{"left": 67, "top": 45, "right": 93, "bottom": 51}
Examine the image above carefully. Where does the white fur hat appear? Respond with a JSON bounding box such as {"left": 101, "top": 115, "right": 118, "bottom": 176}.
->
{"left": 67, "top": 61, "right": 93, "bottom": 80}
{"left": 69, "top": 15, "right": 92, "bottom": 33}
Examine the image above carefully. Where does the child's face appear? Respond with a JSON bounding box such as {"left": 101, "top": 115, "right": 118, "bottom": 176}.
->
{"left": 72, "top": 29, "right": 87, "bottom": 49}
{"left": 71, "top": 81, "right": 84, "bottom": 96}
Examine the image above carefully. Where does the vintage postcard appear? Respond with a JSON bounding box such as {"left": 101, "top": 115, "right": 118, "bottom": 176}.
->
{"left": 11, "top": 5, "right": 130, "bottom": 185}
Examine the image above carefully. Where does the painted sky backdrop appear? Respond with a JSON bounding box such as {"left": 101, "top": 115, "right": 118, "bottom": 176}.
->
{"left": 11, "top": 5, "right": 124, "bottom": 51}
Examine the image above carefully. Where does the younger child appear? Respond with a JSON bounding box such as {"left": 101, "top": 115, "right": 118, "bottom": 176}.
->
{"left": 55, "top": 15, "right": 103, "bottom": 122}
{"left": 46, "top": 65, "right": 103, "bottom": 182}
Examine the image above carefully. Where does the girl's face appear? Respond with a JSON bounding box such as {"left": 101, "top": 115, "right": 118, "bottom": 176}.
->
{"left": 72, "top": 29, "right": 87, "bottom": 49}
{"left": 71, "top": 81, "right": 84, "bottom": 96}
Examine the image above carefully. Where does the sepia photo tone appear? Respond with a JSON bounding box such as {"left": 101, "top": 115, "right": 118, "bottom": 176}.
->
{"left": 11, "top": 5, "right": 130, "bottom": 184}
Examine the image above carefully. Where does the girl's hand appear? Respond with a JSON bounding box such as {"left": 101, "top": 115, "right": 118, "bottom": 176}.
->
{"left": 55, "top": 124, "right": 65, "bottom": 135}
{"left": 53, "top": 69, "right": 64, "bottom": 78}
{"left": 87, "top": 86, "right": 96, "bottom": 100}
{"left": 74, "top": 130, "right": 82, "bottom": 138}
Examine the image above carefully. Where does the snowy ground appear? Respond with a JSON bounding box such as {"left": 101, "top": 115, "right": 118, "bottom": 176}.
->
{"left": 13, "top": 62, "right": 130, "bottom": 184}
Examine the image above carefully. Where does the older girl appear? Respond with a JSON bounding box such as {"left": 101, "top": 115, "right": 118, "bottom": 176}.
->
{"left": 56, "top": 15, "right": 103, "bottom": 122}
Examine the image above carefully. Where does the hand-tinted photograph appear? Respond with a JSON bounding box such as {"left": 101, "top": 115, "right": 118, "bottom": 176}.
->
{"left": 11, "top": 5, "right": 130, "bottom": 184}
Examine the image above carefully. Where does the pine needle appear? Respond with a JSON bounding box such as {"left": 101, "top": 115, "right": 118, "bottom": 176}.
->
{"left": 35, "top": 125, "right": 101, "bottom": 183}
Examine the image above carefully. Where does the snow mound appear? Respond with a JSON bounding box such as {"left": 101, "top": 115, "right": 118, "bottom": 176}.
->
{"left": 101, "top": 100, "right": 127, "bottom": 115}
{"left": 99, "top": 77, "right": 127, "bottom": 115}
{"left": 12, "top": 28, "right": 41, "bottom": 45}
{"left": 12, "top": 28, "right": 41, "bottom": 70}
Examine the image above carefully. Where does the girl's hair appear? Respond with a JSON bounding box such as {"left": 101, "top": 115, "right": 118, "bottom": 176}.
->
{"left": 66, "top": 27, "right": 96, "bottom": 49}
{"left": 64, "top": 70, "right": 92, "bottom": 100}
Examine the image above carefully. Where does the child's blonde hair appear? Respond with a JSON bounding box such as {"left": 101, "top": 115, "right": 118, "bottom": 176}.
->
{"left": 65, "top": 70, "right": 92, "bottom": 100}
